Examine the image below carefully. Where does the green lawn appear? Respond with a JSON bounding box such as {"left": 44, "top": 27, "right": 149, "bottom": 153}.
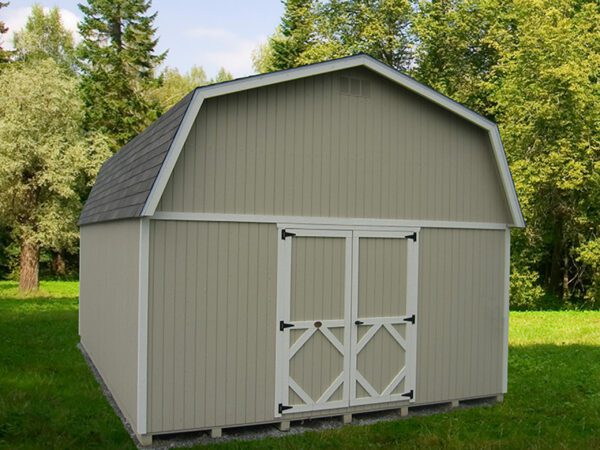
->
{"left": 1, "top": 281, "right": 599, "bottom": 449}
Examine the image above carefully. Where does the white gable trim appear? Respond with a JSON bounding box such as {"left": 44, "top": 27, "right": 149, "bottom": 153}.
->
{"left": 141, "top": 55, "right": 525, "bottom": 227}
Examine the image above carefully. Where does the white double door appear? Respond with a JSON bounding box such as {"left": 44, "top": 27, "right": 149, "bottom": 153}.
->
{"left": 275, "top": 227, "right": 418, "bottom": 416}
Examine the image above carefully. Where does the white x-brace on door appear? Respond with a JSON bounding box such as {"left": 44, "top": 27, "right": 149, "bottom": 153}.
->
{"left": 275, "top": 227, "right": 418, "bottom": 416}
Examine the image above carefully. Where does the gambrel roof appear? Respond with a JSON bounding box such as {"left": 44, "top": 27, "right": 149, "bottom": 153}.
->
{"left": 79, "top": 54, "right": 525, "bottom": 227}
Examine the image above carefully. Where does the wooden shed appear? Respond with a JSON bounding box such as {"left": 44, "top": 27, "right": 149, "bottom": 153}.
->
{"left": 78, "top": 54, "right": 525, "bottom": 445}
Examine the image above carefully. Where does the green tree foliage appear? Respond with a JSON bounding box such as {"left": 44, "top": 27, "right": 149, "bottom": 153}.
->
{"left": 78, "top": 0, "right": 166, "bottom": 150}
{"left": 0, "top": 2, "right": 10, "bottom": 64}
{"left": 255, "top": 0, "right": 413, "bottom": 73}
{"left": 413, "top": 0, "right": 508, "bottom": 116}
{"left": 0, "top": 59, "right": 110, "bottom": 292}
{"left": 491, "top": 0, "right": 600, "bottom": 304}
{"left": 12, "top": 4, "right": 75, "bottom": 70}
{"left": 152, "top": 65, "right": 234, "bottom": 111}
{"left": 152, "top": 66, "right": 209, "bottom": 110}
{"left": 266, "top": 0, "right": 316, "bottom": 71}
{"left": 213, "top": 67, "right": 233, "bottom": 83}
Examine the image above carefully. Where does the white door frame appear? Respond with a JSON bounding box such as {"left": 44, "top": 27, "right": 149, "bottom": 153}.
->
{"left": 275, "top": 228, "right": 353, "bottom": 416}
{"left": 350, "top": 230, "right": 419, "bottom": 406}
{"left": 275, "top": 225, "right": 419, "bottom": 417}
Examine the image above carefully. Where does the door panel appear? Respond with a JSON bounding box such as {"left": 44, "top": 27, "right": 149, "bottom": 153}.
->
{"left": 290, "top": 237, "right": 346, "bottom": 321}
{"left": 358, "top": 238, "right": 407, "bottom": 318}
{"left": 350, "top": 231, "right": 418, "bottom": 406}
{"left": 276, "top": 229, "right": 352, "bottom": 414}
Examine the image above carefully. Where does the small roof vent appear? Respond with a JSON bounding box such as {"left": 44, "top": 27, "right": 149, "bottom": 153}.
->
{"left": 339, "top": 76, "right": 371, "bottom": 98}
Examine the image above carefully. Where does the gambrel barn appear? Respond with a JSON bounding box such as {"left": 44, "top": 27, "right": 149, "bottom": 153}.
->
{"left": 78, "top": 54, "right": 524, "bottom": 445}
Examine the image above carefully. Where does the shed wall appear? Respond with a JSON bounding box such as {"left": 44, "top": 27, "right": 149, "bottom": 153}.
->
{"left": 157, "top": 67, "right": 510, "bottom": 224}
{"left": 79, "top": 219, "right": 141, "bottom": 430}
{"left": 147, "top": 221, "right": 506, "bottom": 433}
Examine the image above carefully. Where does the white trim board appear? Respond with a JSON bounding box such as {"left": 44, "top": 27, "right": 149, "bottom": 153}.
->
{"left": 136, "top": 218, "right": 150, "bottom": 434}
{"left": 140, "top": 54, "right": 524, "bottom": 228}
{"left": 502, "top": 226, "right": 511, "bottom": 393}
{"left": 152, "top": 211, "right": 507, "bottom": 231}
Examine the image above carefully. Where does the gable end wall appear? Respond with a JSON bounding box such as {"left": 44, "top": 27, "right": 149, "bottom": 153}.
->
{"left": 157, "top": 67, "right": 511, "bottom": 224}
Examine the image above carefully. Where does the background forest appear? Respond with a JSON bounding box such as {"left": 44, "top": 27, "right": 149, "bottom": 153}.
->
{"left": 0, "top": 0, "right": 598, "bottom": 310}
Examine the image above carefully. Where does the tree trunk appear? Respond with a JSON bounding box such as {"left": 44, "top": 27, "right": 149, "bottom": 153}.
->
{"left": 19, "top": 241, "right": 39, "bottom": 293}
{"left": 562, "top": 254, "right": 570, "bottom": 299}
{"left": 549, "top": 221, "right": 564, "bottom": 297}
{"left": 52, "top": 252, "right": 66, "bottom": 277}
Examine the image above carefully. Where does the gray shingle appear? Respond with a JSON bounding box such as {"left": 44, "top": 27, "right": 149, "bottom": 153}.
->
{"left": 79, "top": 90, "right": 195, "bottom": 225}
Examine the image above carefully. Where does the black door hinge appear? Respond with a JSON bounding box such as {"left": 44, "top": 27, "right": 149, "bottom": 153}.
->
{"left": 403, "top": 314, "right": 416, "bottom": 324}
{"left": 278, "top": 403, "right": 293, "bottom": 414}
{"left": 281, "top": 229, "right": 296, "bottom": 240}
{"left": 406, "top": 232, "right": 417, "bottom": 242}
{"left": 402, "top": 389, "right": 414, "bottom": 400}
{"left": 280, "top": 320, "right": 295, "bottom": 331}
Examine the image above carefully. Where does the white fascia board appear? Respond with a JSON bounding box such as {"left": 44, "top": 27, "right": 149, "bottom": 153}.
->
{"left": 489, "top": 126, "right": 526, "bottom": 228}
{"left": 152, "top": 211, "right": 507, "bottom": 230}
{"left": 141, "top": 90, "right": 204, "bottom": 216}
{"left": 142, "top": 54, "right": 524, "bottom": 227}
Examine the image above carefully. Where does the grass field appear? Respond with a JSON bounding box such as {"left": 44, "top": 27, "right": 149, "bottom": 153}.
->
{"left": 1, "top": 281, "right": 599, "bottom": 449}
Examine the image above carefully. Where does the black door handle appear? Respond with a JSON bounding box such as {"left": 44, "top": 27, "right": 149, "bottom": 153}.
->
{"left": 355, "top": 320, "right": 364, "bottom": 325}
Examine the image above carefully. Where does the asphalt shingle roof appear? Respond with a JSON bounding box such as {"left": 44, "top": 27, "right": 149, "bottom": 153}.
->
{"left": 78, "top": 90, "right": 195, "bottom": 225}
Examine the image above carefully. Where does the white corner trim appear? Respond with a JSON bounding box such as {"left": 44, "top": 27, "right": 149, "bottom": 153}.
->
{"left": 151, "top": 211, "right": 507, "bottom": 230}
{"left": 502, "top": 226, "right": 511, "bottom": 393}
{"left": 136, "top": 218, "right": 150, "bottom": 434}
{"left": 141, "top": 90, "right": 205, "bottom": 216}
{"left": 140, "top": 54, "right": 524, "bottom": 228}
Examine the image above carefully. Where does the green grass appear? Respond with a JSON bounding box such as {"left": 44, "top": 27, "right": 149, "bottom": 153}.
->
{"left": 0, "top": 281, "right": 599, "bottom": 449}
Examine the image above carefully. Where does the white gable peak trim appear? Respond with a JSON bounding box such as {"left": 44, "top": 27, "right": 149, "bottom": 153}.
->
{"left": 141, "top": 54, "right": 525, "bottom": 227}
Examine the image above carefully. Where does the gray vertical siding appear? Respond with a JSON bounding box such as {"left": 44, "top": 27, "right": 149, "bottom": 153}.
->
{"left": 358, "top": 238, "right": 408, "bottom": 318}
{"left": 290, "top": 236, "right": 346, "bottom": 322}
{"left": 416, "top": 228, "right": 506, "bottom": 402}
{"left": 157, "top": 67, "right": 510, "bottom": 223}
{"left": 147, "top": 223, "right": 506, "bottom": 431}
{"left": 289, "top": 236, "right": 347, "bottom": 406}
{"left": 147, "top": 221, "right": 278, "bottom": 433}
{"left": 356, "top": 237, "right": 409, "bottom": 398}
{"left": 79, "top": 219, "right": 140, "bottom": 430}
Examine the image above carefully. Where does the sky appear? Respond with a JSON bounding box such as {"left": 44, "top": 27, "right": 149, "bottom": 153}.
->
{"left": 1, "top": 0, "right": 284, "bottom": 77}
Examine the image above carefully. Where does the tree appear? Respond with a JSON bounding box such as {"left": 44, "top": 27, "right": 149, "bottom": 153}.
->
{"left": 78, "top": 0, "right": 166, "bottom": 149}
{"left": 412, "top": 0, "right": 507, "bottom": 117}
{"left": 152, "top": 65, "right": 233, "bottom": 111}
{"left": 152, "top": 65, "right": 209, "bottom": 110}
{"left": 491, "top": 0, "right": 600, "bottom": 302}
{"left": 12, "top": 4, "right": 75, "bottom": 70}
{"left": 213, "top": 67, "right": 233, "bottom": 83}
{"left": 265, "top": 0, "right": 316, "bottom": 71}
{"left": 0, "top": 2, "right": 10, "bottom": 64}
{"left": 0, "top": 59, "right": 109, "bottom": 292}
{"left": 255, "top": 0, "right": 413, "bottom": 73}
